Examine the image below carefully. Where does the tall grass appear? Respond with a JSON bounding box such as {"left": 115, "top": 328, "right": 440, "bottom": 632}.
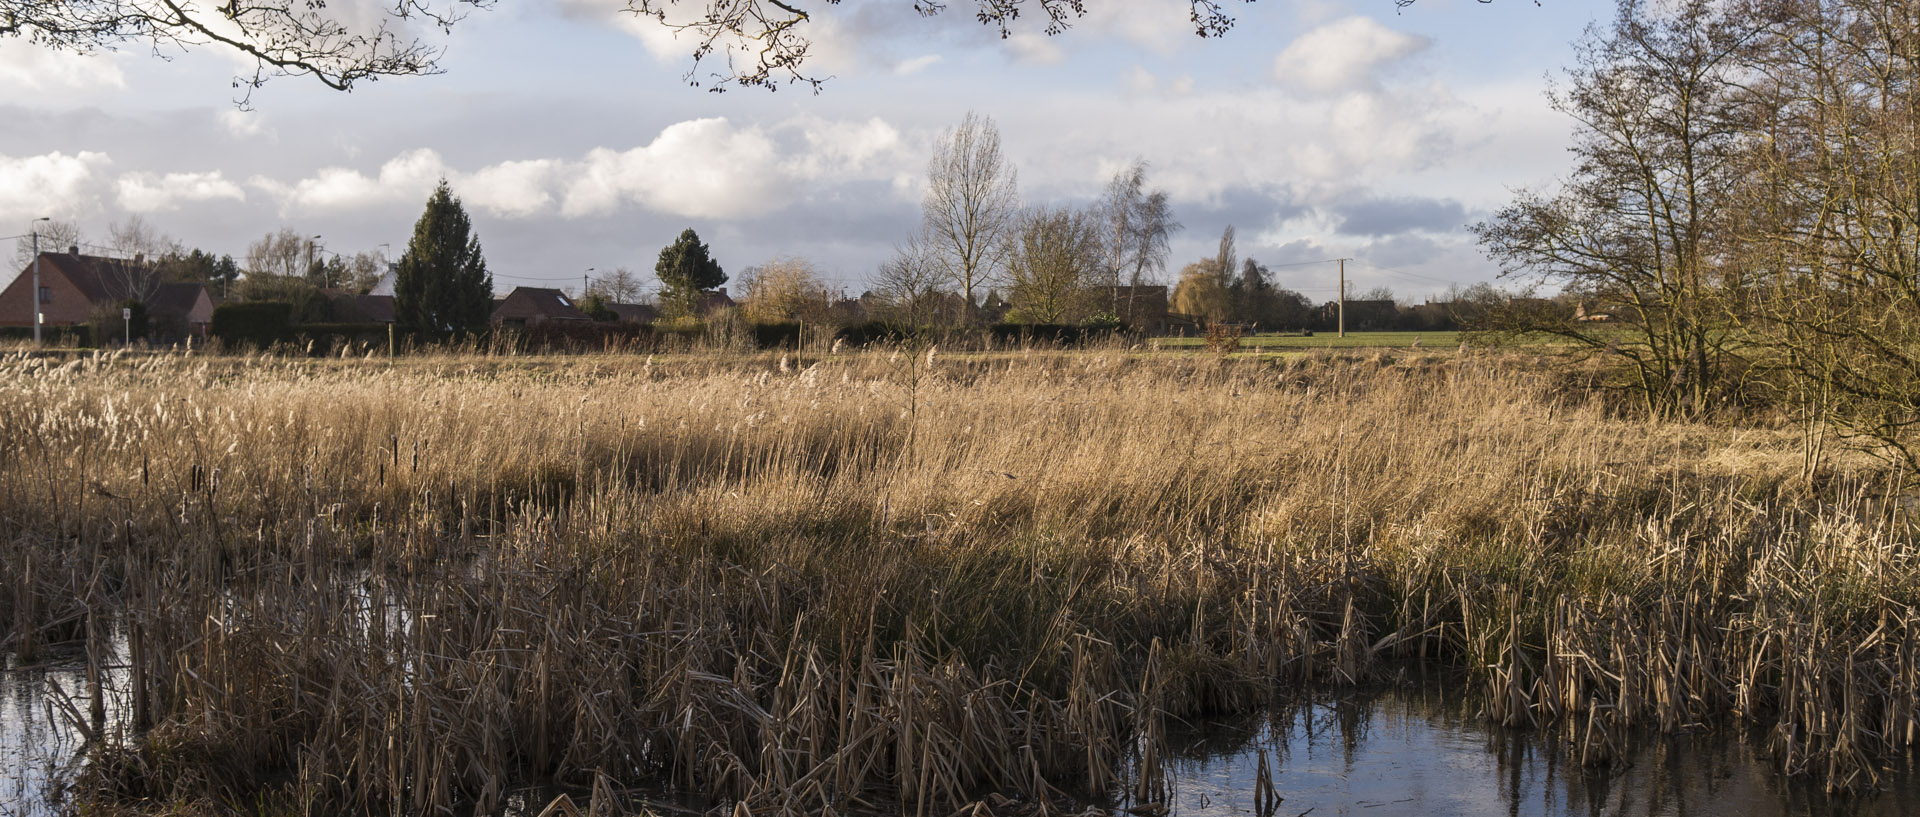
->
{"left": 0, "top": 346, "right": 1913, "bottom": 813}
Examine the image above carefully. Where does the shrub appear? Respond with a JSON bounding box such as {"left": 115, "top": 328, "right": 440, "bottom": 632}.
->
{"left": 212, "top": 302, "right": 294, "bottom": 349}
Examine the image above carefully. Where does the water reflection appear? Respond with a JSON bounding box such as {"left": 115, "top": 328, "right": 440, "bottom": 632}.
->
{"left": 1, "top": 649, "right": 94, "bottom": 817}
{"left": 1162, "top": 687, "right": 1920, "bottom": 817}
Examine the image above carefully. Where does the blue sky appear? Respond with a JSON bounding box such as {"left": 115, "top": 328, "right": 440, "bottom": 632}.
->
{"left": 0, "top": 0, "right": 1604, "bottom": 302}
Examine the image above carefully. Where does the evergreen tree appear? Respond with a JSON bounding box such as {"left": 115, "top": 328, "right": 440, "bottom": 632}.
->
{"left": 655, "top": 228, "right": 726, "bottom": 318}
{"left": 395, "top": 181, "right": 492, "bottom": 337}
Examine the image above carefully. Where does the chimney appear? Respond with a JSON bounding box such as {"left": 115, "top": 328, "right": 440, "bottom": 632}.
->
{"left": 134, "top": 253, "right": 145, "bottom": 266}
{"left": 68, "top": 245, "right": 78, "bottom": 256}
{"left": 717, "top": 287, "right": 728, "bottom": 298}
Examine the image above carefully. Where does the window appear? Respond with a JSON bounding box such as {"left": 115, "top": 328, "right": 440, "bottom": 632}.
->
{"left": 37, "top": 286, "right": 50, "bottom": 304}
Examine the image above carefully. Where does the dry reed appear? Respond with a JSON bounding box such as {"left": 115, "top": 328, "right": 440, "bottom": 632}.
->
{"left": 0, "top": 346, "right": 1912, "bottom": 813}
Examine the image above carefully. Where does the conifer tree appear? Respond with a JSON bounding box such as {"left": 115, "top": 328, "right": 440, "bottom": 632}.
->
{"left": 395, "top": 181, "right": 492, "bottom": 337}
{"left": 655, "top": 228, "right": 726, "bottom": 318}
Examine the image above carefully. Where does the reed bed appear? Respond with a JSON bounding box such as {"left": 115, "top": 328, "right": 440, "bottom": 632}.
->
{"left": 0, "top": 346, "right": 1914, "bottom": 813}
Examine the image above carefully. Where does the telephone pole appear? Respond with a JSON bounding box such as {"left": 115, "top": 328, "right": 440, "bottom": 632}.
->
{"left": 30, "top": 217, "right": 48, "bottom": 345}
{"left": 1337, "top": 257, "right": 1348, "bottom": 338}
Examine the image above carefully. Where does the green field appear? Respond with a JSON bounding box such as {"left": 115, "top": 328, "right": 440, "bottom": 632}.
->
{"left": 1155, "top": 330, "right": 1464, "bottom": 349}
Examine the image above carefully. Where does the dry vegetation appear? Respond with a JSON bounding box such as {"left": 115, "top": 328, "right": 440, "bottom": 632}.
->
{"left": 1, "top": 347, "right": 1916, "bottom": 814}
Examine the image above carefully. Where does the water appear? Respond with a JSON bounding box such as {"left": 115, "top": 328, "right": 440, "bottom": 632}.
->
{"left": 1160, "top": 688, "right": 1920, "bottom": 817}
{"left": 5, "top": 662, "right": 1918, "bottom": 816}
{"left": 0, "top": 649, "right": 105, "bottom": 817}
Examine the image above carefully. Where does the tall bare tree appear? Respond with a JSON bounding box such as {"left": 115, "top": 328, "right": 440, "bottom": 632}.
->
{"left": 923, "top": 111, "right": 1019, "bottom": 326}
{"left": 1475, "top": 0, "right": 1755, "bottom": 418}
{"left": 1739, "top": 0, "right": 1920, "bottom": 466}
{"left": 104, "top": 216, "right": 175, "bottom": 303}
{"left": 1097, "top": 160, "right": 1180, "bottom": 325}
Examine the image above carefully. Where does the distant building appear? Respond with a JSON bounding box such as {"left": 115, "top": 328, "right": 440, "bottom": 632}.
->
{"left": 490, "top": 287, "right": 590, "bottom": 328}
{"left": 0, "top": 250, "right": 214, "bottom": 340}
{"left": 604, "top": 302, "right": 659, "bottom": 324}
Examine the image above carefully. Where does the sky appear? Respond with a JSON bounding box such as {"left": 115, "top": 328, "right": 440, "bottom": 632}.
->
{"left": 0, "top": 0, "right": 1605, "bottom": 304}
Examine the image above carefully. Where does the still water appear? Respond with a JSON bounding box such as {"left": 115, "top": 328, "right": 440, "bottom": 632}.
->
{"left": 5, "top": 656, "right": 1917, "bottom": 816}
{"left": 1160, "top": 688, "right": 1920, "bottom": 817}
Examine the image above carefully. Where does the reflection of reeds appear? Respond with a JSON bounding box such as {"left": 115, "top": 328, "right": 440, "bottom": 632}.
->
{"left": 0, "top": 348, "right": 1914, "bottom": 811}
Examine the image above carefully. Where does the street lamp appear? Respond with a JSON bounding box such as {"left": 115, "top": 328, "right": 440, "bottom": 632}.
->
{"left": 308, "top": 235, "right": 323, "bottom": 286}
{"left": 30, "top": 217, "right": 49, "bottom": 346}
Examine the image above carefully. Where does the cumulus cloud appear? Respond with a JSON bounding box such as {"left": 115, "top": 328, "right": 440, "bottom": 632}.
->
{"left": 250, "top": 148, "right": 448, "bottom": 213}
{"left": 562, "top": 118, "right": 786, "bottom": 219}
{"left": 1273, "top": 17, "right": 1430, "bottom": 95}
{"left": 0, "top": 43, "right": 125, "bottom": 92}
{"left": 0, "top": 151, "right": 111, "bottom": 223}
{"left": 116, "top": 171, "right": 246, "bottom": 213}
{"left": 247, "top": 116, "right": 918, "bottom": 222}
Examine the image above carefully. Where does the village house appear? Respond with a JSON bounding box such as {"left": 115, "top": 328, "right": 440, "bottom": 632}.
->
{"left": 0, "top": 249, "right": 214, "bottom": 341}
{"left": 489, "top": 287, "right": 590, "bottom": 328}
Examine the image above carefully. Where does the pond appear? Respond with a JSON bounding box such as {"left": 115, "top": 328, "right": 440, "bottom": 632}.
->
{"left": 1160, "top": 687, "right": 1920, "bottom": 817}
{"left": 5, "top": 657, "right": 1917, "bottom": 816}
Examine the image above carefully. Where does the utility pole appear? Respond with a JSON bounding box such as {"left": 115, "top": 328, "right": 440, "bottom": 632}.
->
{"left": 1337, "top": 257, "right": 1347, "bottom": 338}
{"left": 30, "top": 217, "right": 48, "bottom": 346}
{"left": 308, "top": 235, "right": 322, "bottom": 286}
{"left": 583, "top": 268, "right": 594, "bottom": 299}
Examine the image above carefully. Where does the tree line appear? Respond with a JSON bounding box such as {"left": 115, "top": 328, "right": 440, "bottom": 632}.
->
{"left": 1477, "top": 0, "right": 1920, "bottom": 465}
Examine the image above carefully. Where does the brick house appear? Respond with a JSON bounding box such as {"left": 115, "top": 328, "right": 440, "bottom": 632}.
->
{"left": 489, "top": 287, "right": 590, "bottom": 328}
{"left": 0, "top": 250, "right": 214, "bottom": 340}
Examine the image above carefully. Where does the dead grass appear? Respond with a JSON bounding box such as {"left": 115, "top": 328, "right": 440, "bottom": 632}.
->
{"left": 0, "top": 346, "right": 1913, "bottom": 813}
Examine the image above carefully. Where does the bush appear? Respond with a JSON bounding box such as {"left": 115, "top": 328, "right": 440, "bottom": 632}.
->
{"left": 212, "top": 302, "right": 294, "bottom": 349}
{"left": 91, "top": 300, "right": 148, "bottom": 346}
{"left": 520, "top": 320, "right": 654, "bottom": 353}
{"left": 0, "top": 325, "right": 92, "bottom": 347}
{"left": 750, "top": 321, "right": 802, "bottom": 349}
{"left": 835, "top": 321, "right": 916, "bottom": 347}
{"left": 988, "top": 323, "right": 1120, "bottom": 347}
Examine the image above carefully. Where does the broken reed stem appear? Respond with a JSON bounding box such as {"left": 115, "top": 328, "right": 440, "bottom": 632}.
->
{"left": 0, "top": 347, "right": 1912, "bottom": 812}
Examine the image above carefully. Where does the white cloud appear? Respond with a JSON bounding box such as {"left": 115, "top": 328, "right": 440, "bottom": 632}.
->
{"left": 895, "top": 54, "right": 942, "bottom": 76}
{"left": 251, "top": 148, "right": 448, "bottom": 213}
{"left": 1273, "top": 17, "right": 1430, "bottom": 95}
{"left": 563, "top": 118, "right": 786, "bottom": 219}
{"left": 464, "top": 160, "right": 562, "bottom": 218}
{"left": 0, "top": 43, "right": 125, "bottom": 92}
{"left": 0, "top": 152, "right": 111, "bottom": 223}
{"left": 115, "top": 171, "right": 246, "bottom": 212}
{"left": 219, "top": 109, "right": 268, "bottom": 139}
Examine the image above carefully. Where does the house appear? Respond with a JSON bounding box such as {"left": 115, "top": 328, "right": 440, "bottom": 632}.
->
{"left": 701, "top": 287, "right": 736, "bottom": 313}
{"left": 604, "top": 302, "right": 659, "bottom": 324}
{"left": 490, "top": 287, "right": 590, "bottom": 328}
{"left": 0, "top": 249, "right": 214, "bottom": 340}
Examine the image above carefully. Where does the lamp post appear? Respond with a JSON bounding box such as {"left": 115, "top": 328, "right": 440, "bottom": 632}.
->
{"left": 308, "top": 235, "right": 323, "bottom": 285}
{"left": 30, "top": 217, "right": 48, "bottom": 345}
{"left": 584, "top": 268, "right": 594, "bottom": 299}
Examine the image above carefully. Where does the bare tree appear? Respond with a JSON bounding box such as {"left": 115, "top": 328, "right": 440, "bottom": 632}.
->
{"left": 589, "top": 267, "right": 647, "bottom": 303}
{"left": 873, "top": 234, "right": 950, "bottom": 327}
{"left": 740, "top": 256, "right": 834, "bottom": 323}
{"left": 245, "top": 228, "right": 311, "bottom": 281}
{"left": 1004, "top": 205, "right": 1101, "bottom": 324}
{"left": 3, "top": 0, "right": 487, "bottom": 102}
{"left": 923, "top": 111, "right": 1019, "bottom": 326}
{"left": 1738, "top": 0, "right": 1920, "bottom": 467}
{"left": 1475, "top": 0, "right": 1754, "bottom": 419}
{"left": 104, "top": 216, "right": 175, "bottom": 302}
{"left": 1097, "top": 160, "right": 1180, "bottom": 324}
{"left": 11, "top": 219, "right": 81, "bottom": 270}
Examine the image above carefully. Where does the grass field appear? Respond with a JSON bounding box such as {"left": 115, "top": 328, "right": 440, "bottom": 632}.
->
{"left": 1154, "top": 330, "right": 1464, "bottom": 349}
{"left": 1, "top": 347, "right": 1913, "bottom": 813}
